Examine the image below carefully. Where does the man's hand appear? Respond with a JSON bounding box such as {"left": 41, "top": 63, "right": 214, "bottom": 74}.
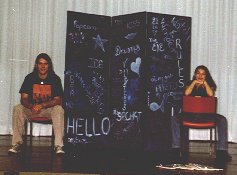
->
{"left": 31, "top": 104, "right": 43, "bottom": 114}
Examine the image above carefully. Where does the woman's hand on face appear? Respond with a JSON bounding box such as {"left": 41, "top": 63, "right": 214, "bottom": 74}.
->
{"left": 194, "top": 80, "right": 205, "bottom": 87}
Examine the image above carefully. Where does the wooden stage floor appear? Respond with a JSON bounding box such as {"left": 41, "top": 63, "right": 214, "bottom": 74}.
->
{"left": 0, "top": 135, "right": 236, "bottom": 175}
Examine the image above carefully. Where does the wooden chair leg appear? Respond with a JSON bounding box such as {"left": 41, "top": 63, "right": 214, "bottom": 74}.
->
{"left": 24, "top": 119, "right": 54, "bottom": 152}
{"left": 51, "top": 127, "right": 54, "bottom": 148}
{"left": 209, "top": 128, "right": 213, "bottom": 156}
{"left": 181, "top": 125, "right": 189, "bottom": 158}
{"left": 214, "top": 127, "right": 217, "bottom": 157}
{"left": 24, "top": 120, "right": 28, "bottom": 146}
{"left": 181, "top": 116, "right": 189, "bottom": 158}
{"left": 209, "top": 127, "right": 217, "bottom": 157}
{"left": 30, "top": 121, "right": 33, "bottom": 147}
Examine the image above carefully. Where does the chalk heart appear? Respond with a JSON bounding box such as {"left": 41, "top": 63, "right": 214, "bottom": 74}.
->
{"left": 150, "top": 102, "right": 159, "bottom": 111}
{"left": 131, "top": 57, "right": 141, "bottom": 75}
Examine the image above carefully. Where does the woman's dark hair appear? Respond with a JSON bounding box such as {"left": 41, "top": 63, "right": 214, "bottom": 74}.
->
{"left": 192, "top": 65, "right": 216, "bottom": 91}
{"left": 33, "top": 53, "right": 55, "bottom": 74}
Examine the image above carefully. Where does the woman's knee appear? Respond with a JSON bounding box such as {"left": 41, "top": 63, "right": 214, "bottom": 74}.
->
{"left": 216, "top": 114, "right": 227, "bottom": 126}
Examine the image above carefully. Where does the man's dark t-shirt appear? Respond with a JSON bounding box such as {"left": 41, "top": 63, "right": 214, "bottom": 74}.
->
{"left": 19, "top": 72, "right": 63, "bottom": 104}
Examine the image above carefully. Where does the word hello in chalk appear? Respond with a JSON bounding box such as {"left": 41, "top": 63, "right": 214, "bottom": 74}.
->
{"left": 67, "top": 117, "right": 110, "bottom": 137}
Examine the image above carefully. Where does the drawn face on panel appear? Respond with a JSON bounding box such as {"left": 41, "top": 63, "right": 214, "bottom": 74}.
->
{"left": 36, "top": 58, "right": 49, "bottom": 76}
{"left": 194, "top": 68, "right": 206, "bottom": 82}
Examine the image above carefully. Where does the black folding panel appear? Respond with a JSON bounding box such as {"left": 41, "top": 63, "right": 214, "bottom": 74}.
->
{"left": 143, "top": 12, "right": 191, "bottom": 151}
{"left": 109, "top": 12, "right": 146, "bottom": 149}
{"left": 64, "top": 12, "right": 111, "bottom": 151}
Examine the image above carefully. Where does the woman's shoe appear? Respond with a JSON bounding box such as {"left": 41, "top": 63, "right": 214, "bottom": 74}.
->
{"left": 216, "top": 150, "right": 232, "bottom": 162}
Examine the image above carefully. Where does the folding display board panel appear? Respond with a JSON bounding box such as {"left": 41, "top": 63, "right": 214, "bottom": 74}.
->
{"left": 64, "top": 11, "right": 191, "bottom": 154}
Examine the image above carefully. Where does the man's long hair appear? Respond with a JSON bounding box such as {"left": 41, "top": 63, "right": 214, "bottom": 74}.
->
{"left": 192, "top": 65, "right": 217, "bottom": 91}
{"left": 33, "top": 53, "right": 55, "bottom": 75}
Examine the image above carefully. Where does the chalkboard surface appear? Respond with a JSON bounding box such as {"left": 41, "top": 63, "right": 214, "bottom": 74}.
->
{"left": 145, "top": 12, "right": 191, "bottom": 114}
{"left": 143, "top": 12, "right": 191, "bottom": 151}
{"left": 109, "top": 12, "right": 146, "bottom": 148}
{"left": 64, "top": 11, "right": 111, "bottom": 147}
{"left": 64, "top": 11, "right": 191, "bottom": 153}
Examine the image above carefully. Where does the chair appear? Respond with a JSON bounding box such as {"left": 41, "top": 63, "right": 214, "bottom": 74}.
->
{"left": 24, "top": 117, "right": 54, "bottom": 147}
{"left": 181, "top": 96, "right": 217, "bottom": 156}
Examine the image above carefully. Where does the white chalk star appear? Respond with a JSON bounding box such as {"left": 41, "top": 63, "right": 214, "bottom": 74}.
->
{"left": 93, "top": 34, "right": 108, "bottom": 52}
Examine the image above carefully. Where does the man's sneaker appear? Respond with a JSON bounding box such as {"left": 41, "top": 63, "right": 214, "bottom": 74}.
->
{"left": 54, "top": 146, "right": 65, "bottom": 154}
{"left": 8, "top": 143, "right": 22, "bottom": 154}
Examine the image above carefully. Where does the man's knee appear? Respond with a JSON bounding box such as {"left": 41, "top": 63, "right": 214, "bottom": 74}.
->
{"left": 13, "top": 104, "right": 24, "bottom": 113}
{"left": 52, "top": 105, "right": 64, "bottom": 115}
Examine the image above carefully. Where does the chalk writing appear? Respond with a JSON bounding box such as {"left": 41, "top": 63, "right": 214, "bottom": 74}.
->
{"left": 161, "top": 17, "right": 177, "bottom": 52}
{"left": 178, "top": 59, "right": 184, "bottom": 88}
{"left": 65, "top": 12, "right": 191, "bottom": 148}
{"left": 152, "top": 41, "right": 165, "bottom": 53}
{"left": 68, "top": 137, "right": 89, "bottom": 144}
{"left": 68, "top": 31, "right": 85, "bottom": 44}
{"left": 146, "top": 13, "right": 191, "bottom": 117}
{"left": 176, "top": 38, "right": 184, "bottom": 88}
{"left": 65, "top": 101, "right": 74, "bottom": 109}
{"left": 150, "top": 73, "right": 174, "bottom": 83}
{"left": 114, "top": 19, "right": 123, "bottom": 25}
{"left": 171, "top": 17, "right": 191, "bottom": 42}
{"left": 66, "top": 70, "right": 105, "bottom": 114}
{"left": 113, "top": 109, "right": 142, "bottom": 122}
{"left": 148, "top": 38, "right": 165, "bottom": 53}
{"left": 127, "top": 19, "right": 141, "bottom": 29}
{"left": 67, "top": 116, "right": 110, "bottom": 137}
{"left": 147, "top": 91, "right": 151, "bottom": 107}
{"left": 155, "top": 82, "right": 178, "bottom": 93}
{"left": 152, "top": 16, "right": 159, "bottom": 36}
{"left": 115, "top": 44, "right": 141, "bottom": 56}
{"left": 122, "top": 58, "right": 128, "bottom": 111}
{"left": 88, "top": 57, "right": 104, "bottom": 69}
{"left": 74, "top": 20, "right": 97, "bottom": 31}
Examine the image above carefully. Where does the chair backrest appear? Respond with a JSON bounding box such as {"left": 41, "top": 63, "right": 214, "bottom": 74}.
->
{"left": 182, "top": 96, "right": 217, "bottom": 113}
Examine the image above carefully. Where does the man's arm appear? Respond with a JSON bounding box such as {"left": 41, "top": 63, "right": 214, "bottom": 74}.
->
{"left": 33, "top": 96, "right": 62, "bottom": 114}
{"left": 40, "top": 96, "right": 62, "bottom": 109}
{"left": 20, "top": 93, "right": 33, "bottom": 110}
{"left": 21, "top": 93, "right": 62, "bottom": 113}
{"left": 21, "top": 93, "right": 41, "bottom": 114}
